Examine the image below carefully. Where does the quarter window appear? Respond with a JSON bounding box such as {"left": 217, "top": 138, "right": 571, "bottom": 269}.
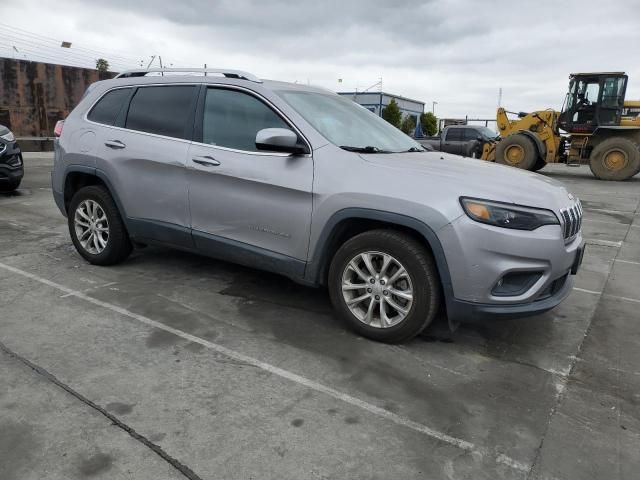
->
{"left": 202, "top": 88, "right": 289, "bottom": 151}
{"left": 87, "top": 88, "right": 132, "bottom": 126}
{"left": 125, "top": 86, "right": 196, "bottom": 139}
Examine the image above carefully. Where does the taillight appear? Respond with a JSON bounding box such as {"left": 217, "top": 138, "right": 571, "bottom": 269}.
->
{"left": 54, "top": 120, "right": 64, "bottom": 138}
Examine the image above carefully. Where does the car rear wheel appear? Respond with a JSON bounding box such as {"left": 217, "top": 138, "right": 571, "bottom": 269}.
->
{"left": 328, "top": 230, "right": 441, "bottom": 343}
{"left": 496, "top": 134, "right": 538, "bottom": 171}
{"left": 68, "top": 185, "right": 132, "bottom": 265}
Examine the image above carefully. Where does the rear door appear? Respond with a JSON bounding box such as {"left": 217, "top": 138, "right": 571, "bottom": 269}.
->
{"left": 443, "top": 127, "right": 465, "bottom": 155}
{"left": 92, "top": 84, "right": 198, "bottom": 247}
{"left": 187, "top": 85, "right": 313, "bottom": 268}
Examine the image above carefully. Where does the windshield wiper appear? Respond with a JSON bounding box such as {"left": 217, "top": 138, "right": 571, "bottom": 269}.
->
{"left": 339, "top": 145, "right": 388, "bottom": 153}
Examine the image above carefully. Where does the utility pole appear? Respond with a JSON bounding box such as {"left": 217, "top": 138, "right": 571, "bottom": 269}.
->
{"left": 159, "top": 56, "right": 163, "bottom": 76}
{"left": 146, "top": 55, "right": 156, "bottom": 69}
{"left": 498, "top": 87, "right": 503, "bottom": 107}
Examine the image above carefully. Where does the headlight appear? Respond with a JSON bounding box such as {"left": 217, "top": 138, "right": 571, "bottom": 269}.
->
{"left": 0, "top": 130, "right": 15, "bottom": 142}
{"left": 460, "top": 197, "right": 559, "bottom": 230}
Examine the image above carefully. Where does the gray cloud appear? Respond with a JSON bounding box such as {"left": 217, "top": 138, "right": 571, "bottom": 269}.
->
{"left": 2, "top": 0, "right": 640, "bottom": 119}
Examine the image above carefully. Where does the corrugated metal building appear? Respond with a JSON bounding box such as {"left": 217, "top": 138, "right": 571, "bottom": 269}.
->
{"left": 0, "top": 58, "right": 113, "bottom": 138}
{"left": 337, "top": 91, "right": 425, "bottom": 120}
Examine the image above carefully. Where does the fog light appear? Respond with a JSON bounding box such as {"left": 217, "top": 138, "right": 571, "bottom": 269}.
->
{"left": 7, "top": 155, "right": 22, "bottom": 167}
{"left": 492, "top": 271, "right": 542, "bottom": 296}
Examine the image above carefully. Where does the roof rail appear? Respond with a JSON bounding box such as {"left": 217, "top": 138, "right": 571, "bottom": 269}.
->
{"left": 114, "top": 68, "right": 261, "bottom": 83}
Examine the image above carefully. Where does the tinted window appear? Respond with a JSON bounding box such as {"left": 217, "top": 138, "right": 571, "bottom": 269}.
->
{"left": 125, "top": 86, "right": 195, "bottom": 139}
{"left": 87, "top": 88, "right": 131, "bottom": 125}
{"left": 463, "top": 128, "right": 480, "bottom": 141}
{"left": 202, "top": 88, "right": 289, "bottom": 151}
{"left": 445, "top": 128, "right": 463, "bottom": 141}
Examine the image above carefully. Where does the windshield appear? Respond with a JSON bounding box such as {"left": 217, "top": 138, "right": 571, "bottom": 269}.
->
{"left": 477, "top": 126, "right": 498, "bottom": 138}
{"left": 277, "top": 90, "right": 423, "bottom": 153}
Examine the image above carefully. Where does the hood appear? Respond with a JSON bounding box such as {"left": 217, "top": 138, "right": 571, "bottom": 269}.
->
{"left": 361, "top": 151, "right": 576, "bottom": 211}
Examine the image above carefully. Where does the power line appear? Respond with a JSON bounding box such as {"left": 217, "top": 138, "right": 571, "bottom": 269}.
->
{"left": 0, "top": 35, "right": 136, "bottom": 68}
{"left": 0, "top": 22, "right": 194, "bottom": 71}
{"left": 0, "top": 22, "right": 144, "bottom": 64}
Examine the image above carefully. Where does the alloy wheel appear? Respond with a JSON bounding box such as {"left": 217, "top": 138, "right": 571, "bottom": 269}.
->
{"left": 74, "top": 199, "right": 109, "bottom": 254}
{"left": 341, "top": 251, "right": 414, "bottom": 329}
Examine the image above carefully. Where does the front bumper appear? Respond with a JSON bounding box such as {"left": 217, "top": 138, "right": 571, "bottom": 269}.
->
{"left": 438, "top": 214, "right": 583, "bottom": 322}
{"left": 0, "top": 140, "right": 24, "bottom": 186}
{"left": 447, "top": 271, "right": 575, "bottom": 324}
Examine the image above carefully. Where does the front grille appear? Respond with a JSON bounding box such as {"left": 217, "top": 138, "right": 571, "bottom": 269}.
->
{"left": 559, "top": 200, "right": 582, "bottom": 239}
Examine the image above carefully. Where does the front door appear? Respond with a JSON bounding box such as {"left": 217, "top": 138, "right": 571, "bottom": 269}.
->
{"left": 187, "top": 86, "right": 313, "bottom": 272}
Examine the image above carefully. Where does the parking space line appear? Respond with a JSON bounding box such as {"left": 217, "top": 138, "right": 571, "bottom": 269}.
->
{"left": 574, "top": 287, "right": 640, "bottom": 304}
{"left": 584, "top": 238, "right": 623, "bottom": 248}
{"left": 0, "top": 261, "right": 530, "bottom": 473}
{"left": 615, "top": 259, "right": 640, "bottom": 266}
{"left": 582, "top": 218, "right": 632, "bottom": 227}
{"left": 573, "top": 287, "right": 602, "bottom": 295}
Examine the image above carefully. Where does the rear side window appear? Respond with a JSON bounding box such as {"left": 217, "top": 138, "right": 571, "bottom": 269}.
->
{"left": 445, "top": 128, "right": 463, "bottom": 141}
{"left": 125, "top": 86, "right": 196, "bottom": 139}
{"left": 464, "top": 128, "right": 480, "bottom": 141}
{"left": 87, "top": 88, "right": 132, "bottom": 125}
{"left": 202, "top": 88, "right": 289, "bottom": 151}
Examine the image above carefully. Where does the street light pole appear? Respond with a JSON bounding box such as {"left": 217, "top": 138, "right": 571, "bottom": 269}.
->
{"left": 432, "top": 101, "right": 438, "bottom": 114}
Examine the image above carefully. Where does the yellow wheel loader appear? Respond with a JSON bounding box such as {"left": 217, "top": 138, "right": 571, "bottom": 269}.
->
{"left": 481, "top": 72, "right": 640, "bottom": 180}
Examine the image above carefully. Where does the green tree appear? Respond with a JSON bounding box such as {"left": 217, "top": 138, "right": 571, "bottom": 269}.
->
{"left": 382, "top": 99, "right": 402, "bottom": 128}
{"left": 95, "top": 58, "right": 110, "bottom": 73}
{"left": 420, "top": 112, "right": 438, "bottom": 136}
{"left": 400, "top": 115, "right": 416, "bottom": 135}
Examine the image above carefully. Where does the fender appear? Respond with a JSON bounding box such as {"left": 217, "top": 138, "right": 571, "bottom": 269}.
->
{"left": 303, "top": 208, "right": 454, "bottom": 303}
{"left": 61, "top": 165, "right": 130, "bottom": 227}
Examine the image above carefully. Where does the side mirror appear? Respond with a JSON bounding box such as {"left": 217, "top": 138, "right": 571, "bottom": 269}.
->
{"left": 255, "top": 128, "right": 307, "bottom": 154}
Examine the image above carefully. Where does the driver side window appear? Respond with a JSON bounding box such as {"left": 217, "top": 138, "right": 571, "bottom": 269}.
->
{"left": 202, "top": 88, "right": 289, "bottom": 152}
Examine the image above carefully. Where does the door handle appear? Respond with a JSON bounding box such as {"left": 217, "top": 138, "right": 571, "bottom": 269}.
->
{"left": 192, "top": 155, "right": 221, "bottom": 167}
{"left": 105, "top": 140, "right": 126, "bottom": 149}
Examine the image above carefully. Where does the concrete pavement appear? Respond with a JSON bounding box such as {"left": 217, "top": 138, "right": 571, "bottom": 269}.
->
{"left": 1, "top": 154, "right": 639, "bottom": 479}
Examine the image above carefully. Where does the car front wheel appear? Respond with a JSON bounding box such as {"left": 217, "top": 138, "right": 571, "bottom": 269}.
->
{"left": 328, "top": 230, "right": 441, "bottom": 343}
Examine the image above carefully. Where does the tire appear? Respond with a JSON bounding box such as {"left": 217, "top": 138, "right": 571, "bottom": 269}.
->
{"left": 495, "top": 134, "right": 539, "bottom": 170}
{"left": 68, "top": 185, "right": 132, "bottom": 265}
{"left": 328, "top": 229, "right": 441, "bottom": 343}
{"left": 588, "top": 136, "right": 640, "bottom": 181}
{"left": 0, "top": 179, "right": 21, "bottom": 192}
{"left": 532, "top": 158, "right": 546, "bottom": 172}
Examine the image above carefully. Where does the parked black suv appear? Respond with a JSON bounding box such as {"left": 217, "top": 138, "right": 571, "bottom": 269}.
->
{"left": 0, "top": 124, "right": 23, "bottom": 192}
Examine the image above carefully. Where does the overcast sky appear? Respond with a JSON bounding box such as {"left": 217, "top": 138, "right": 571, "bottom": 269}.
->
{"left": 2, "top": 0, "right": 640, "bottom": 120}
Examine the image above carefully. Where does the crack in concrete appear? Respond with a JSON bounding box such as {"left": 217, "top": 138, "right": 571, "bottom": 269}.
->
{"left": 0, "top": 341, "right": 204, "bottom": 480}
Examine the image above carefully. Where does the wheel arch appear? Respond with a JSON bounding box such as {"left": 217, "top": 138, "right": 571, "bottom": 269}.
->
{"left": 304, "top": 208, "right": 453, "bottom": 298}
{"left": 589, "top": 126, "right": 640, "bottom": 148}
{"left": 63, "top": 166, "right": 128, "bottom": 222}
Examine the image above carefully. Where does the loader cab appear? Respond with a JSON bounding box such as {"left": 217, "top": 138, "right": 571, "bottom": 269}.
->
{"left": 558, "top": 72, "right": 628, "bottom": 133}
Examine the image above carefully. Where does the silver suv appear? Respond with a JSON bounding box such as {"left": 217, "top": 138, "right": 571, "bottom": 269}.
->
{"left": 52, "top": 68, "right": 585, "bottom": 343}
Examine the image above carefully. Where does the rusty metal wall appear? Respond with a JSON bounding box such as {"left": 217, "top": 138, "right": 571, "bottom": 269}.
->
{"left": 0, "top": 58, "right": 114, "bottom": 137}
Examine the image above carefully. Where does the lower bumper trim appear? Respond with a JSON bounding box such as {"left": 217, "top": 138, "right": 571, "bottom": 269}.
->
{"left": 446, "top": 274, "right": 574, "bottom": 324}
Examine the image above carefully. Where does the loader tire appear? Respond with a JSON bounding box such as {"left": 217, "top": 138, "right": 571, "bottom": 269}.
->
{"left": 588, "top": 136, "right": 640, "bottom": 181}
{"left": 496, "top": 134, "right": 538, "bottom": 171}
{"left": 532, "top": 158, "right": 546, "bottom": 172}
